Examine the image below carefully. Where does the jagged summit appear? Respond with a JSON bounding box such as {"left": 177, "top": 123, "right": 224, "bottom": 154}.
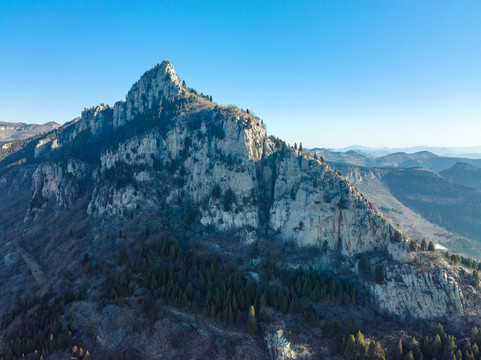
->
{"left": 113, "top": 60, "right": 186, "bottom": 128}
{"left": 127, "top": 60, "right": 184, "bottom": 100}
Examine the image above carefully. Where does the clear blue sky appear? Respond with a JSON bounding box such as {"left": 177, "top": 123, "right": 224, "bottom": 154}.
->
{"left": 1, "top": 1, "right": 480, "bottom": 148}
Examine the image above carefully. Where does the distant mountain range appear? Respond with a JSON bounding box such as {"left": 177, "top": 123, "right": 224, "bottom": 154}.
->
{"left": 0, "top": 120, "right": 59, "bottom": 144}
{"left": 310, "top": 148, "right": 481, "bottom": 172}
{"left": 327, "top": 145, "right": 481, "bottom": 159}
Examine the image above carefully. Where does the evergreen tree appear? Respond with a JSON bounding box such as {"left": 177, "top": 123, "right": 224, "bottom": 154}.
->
{"left": 422, "top": 336, "right": 432, "bottom": 359}
{"left": 428, "top": 241, "right": 435, "bottom": 251}
{"left": 374, "top": 264, "right": 384, "bottom": 285}
{"left": 341, "top": 337, "right": 346, "bottom": 354}
{"left": 432, "top": 334, "right": 443, "bottom": 359}
{"left": 471, "top": 326, "right": 480, "bottom": 345}
{"left": 289, "top": 296, "right": 298, "bottom": 315}
{"left": 247, "top": 306, "right": 258, "bottom": 336}
{"left": 259, "top": 294, "right": 266, "bottom": 311}
{"left": 436, "top": 323, "right": 447, "bottom": 343}
{"left": 358, "top": 255, "right": 369, "bottom": 275}
{"left": 236, "top": 310, "right": 243, "bottom": 327}
{"left": 408, "top": 337, "right": 422, "bottom": 360}
{"left": 344, "top": 334, "right": 356, "bottom": 360}
{"left": 355, "top": 330, "right": 366, "bottom": 359}
{"left": 421, "top": 239, "right": 427, "bottom": 251}
{"left": 473, "top": 343, "right": 479, "bottom": 356}
{"left": 395, "top": 339, "right": 403, "bottom": 360}
{"left": 367, "top": 341, "right": 386, "bottom": 360}
{"left": 472, "top": 271, "right": 480, "bottom": 287}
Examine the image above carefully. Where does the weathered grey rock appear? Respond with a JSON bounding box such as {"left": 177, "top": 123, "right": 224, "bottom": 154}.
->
{"left": 371, "top": 262, "right": 465, "bottom": 319}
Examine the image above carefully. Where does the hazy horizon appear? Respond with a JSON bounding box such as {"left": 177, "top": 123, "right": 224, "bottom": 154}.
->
{"left": 1, "top": 1, "right": 480, "bottom": 149}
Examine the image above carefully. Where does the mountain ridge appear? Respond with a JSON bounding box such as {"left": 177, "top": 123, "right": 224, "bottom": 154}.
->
{"left": 310, "top": 148, "right": 481, "bottom": 172}
{"left": 0, "top": 120, "right": 60, "bottom": 144}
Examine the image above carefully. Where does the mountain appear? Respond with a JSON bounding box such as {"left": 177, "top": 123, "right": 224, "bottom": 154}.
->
{"left": 441, "top": 162, "right": 481, "bottom": 192}
{"left": 332, "top": 145, "right": 481, "bottom": 159}
{"left": 311, "top": 148, "right": 481, "bottom": 172}
{"left": 0, "top": 120, "right": 59, "bottom": 143}
{"left": 1, "top": 61, "right": 480, "bottom": 359}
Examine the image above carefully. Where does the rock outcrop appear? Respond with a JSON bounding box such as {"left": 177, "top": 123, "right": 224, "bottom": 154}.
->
{"left": 371, "top": 260, "right": 465, "bottom": 319}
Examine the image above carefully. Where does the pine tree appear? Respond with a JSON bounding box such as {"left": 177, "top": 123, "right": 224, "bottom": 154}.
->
{"left": 236, "top": 310, "right": 243, "bottom": 327}
{"left": 259, "top": 294, "right": 266, "bottom": 311}
{"left": 472, "top": 271, "right": 480, "bottom": 287}
{"left": 422, "top": 336, "right": 432, "bottom": 359}
{"left": 344, "top": 334, "right": 356, "bottom": 360}
{"left": 355, "top": 330, "right": 366, "bottom": 359}
{"left": 289, "top": 296, "right": 298, "bottom": 315}
{"left": 374, "top": 264, "right": 384, "bottom": 284}
{"left": 473, "top": 343, "right": 479, "bottom": 356}
{"left": 341, "top": 337, "right": 346, "bottom": 354}
{"left": 395, "top": 339, "right": 403, "bottom": 360}
{"left": 432, "top": 334, "right": 443, "bottom": 359}
{"left": 428, "top": 241, "right": 435, "bottom": 251}
{"left": 436, "top": 323, "right": 447, "bottom": 343}
{"left": 281, "top": 296, "right": 288, "bottom": 313}
{"left": 368, "top": 341, "right": 386, "bottom": 360}
{"left": 408, "top": 337, "right": 421, "bottom": 360}
{"left": 471, "top": 326, "right": 480, "bottom": 345}
{"left": 246, "top": 306, "right": 258, "bottom": 336}
{"left": 421, "top": 239, "right": 427, "bottom": 250}
{"left": 403, "top": 351, "right": 414, "bottom": 360}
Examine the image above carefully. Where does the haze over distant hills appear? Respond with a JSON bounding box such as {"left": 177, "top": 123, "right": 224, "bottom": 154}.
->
{"left": 329, "top": 145, "right": 481, "bottom": 159}
{"left": 0, "top": 121, "right": 59, "bottom": 144}
{"left": 310, "top": 147, "right": 481, "bottom": 172}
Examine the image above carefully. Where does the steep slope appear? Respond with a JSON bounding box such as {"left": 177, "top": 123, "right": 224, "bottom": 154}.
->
{"left": 380, "top": 168, "right": 481, "bottom": 246}
{"left": 334, "top": 162, "right": 481, "bottom": 258}
{"left": 0, "top": 61, "right": 480, "bottom": 358}
{"left": 441, "top": 162, "right": 481, "bottom": 192}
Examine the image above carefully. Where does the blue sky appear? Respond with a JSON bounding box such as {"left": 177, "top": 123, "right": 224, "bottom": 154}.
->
{"left": 1, "top": 1, "right": 480, "bottom": 148}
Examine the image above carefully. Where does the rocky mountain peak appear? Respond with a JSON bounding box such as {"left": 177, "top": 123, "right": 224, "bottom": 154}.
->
{"left": 113, "top": 60, "right": 185, "bottom": 127}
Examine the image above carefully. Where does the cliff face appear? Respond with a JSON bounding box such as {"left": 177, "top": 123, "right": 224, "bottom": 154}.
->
{"left": 0, "top": 61, "right": 477, "bottom": 323}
